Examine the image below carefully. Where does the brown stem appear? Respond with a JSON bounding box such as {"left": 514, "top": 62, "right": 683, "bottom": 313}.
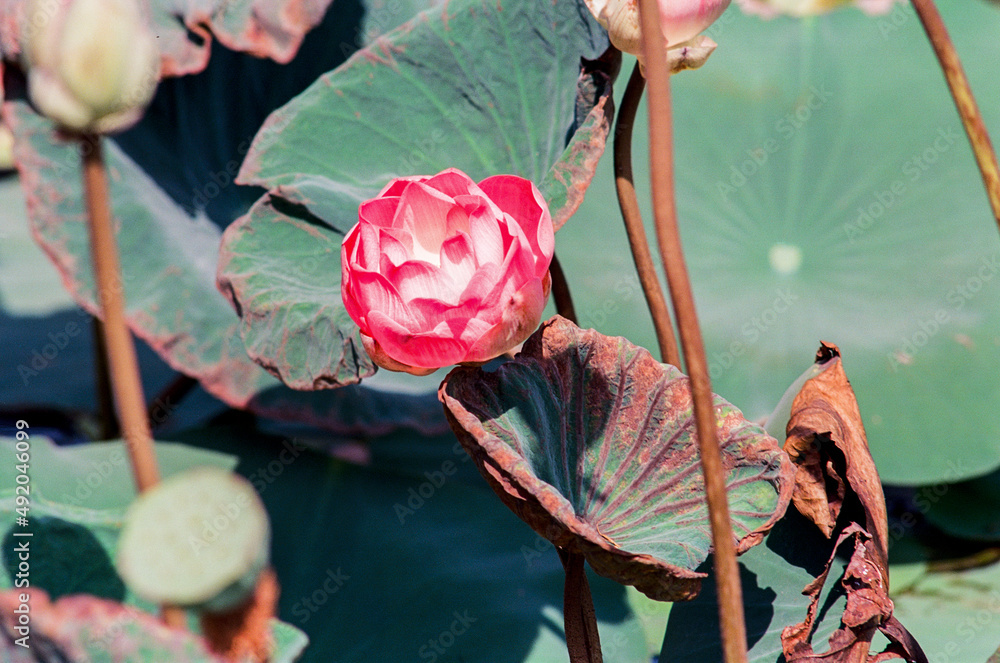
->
{"left": 550, "top": 253, "right": 578, "bottom": 325}
{"left": 81, "top": 134, "right": 160, "bottom": 491}
{"left": 911, "top": 0, "right": 1000, "bottom": 235}
{"left": 558, "top": 549, "right": 602, "bottom": 663}
{"left": 81, "top": 134, "right": 186, "bottom": 629}
{"left": 91, "top": 316, "right": 119, "bottom": 440}
{"left": 613, "top": 62, "right": 681, "bottom": 367}
{"left": 200, "top": 568, "right": 279, "bottom": 662}
{"left": 635, "top": 4, "right": 748, "bottom": 663}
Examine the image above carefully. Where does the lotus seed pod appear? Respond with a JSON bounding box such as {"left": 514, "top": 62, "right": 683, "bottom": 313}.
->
{"left": 116, "top": 467, "right": 271, "bottom": 613}
{"left": 21, "top": 0, "right": 160, "bottom": 134}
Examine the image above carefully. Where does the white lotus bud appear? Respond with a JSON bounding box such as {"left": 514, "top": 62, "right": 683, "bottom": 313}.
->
{"left": 21, "top": 0, "right": 160, "bottom": 134}
{"left": 585, "top": 0, "right": 731, "bottom": 72}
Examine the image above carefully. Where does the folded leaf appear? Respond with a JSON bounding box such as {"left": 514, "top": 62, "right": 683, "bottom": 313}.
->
{"left": 440, "top": 316, "right": 793, "bottom": 601}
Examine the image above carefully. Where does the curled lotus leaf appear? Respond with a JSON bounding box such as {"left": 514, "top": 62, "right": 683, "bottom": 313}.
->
{"left": 440, "top": 316, "right": 794, "bottom": 601}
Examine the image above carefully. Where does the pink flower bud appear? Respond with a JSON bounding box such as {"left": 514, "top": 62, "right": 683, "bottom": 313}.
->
{"left": 585, "top": 0, "right": 730, "bottom": 63}
{"left": 341, "top": 168, "right": 554, "bottom": 375}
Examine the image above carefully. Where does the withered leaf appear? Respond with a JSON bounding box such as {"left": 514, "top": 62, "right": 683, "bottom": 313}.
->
{"left": 780, "top": 343, "right": 927, "bottom": 663}
{"left": 784, "top": 342, "right": 888, "bottom": 567}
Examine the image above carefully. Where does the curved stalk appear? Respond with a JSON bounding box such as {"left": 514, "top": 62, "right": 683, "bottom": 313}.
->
{"left": 550, "top": 253, "right": 578, "bottom": 325}
{"left": 634, "top": 5, "right": 748, "bottom": 663}
{"left": 613, "top": 62, "right": 681, "bottom": 367}
{"left": 911, "top": 0, "right": 1000, "bottom": 235}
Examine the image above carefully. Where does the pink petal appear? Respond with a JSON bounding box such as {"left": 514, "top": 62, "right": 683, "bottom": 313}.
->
{"left": 423, "top": 168, "right": 480, "bottom": 199}
{"left": 361, "top": 333, "right": 437, "bottom": 376}
{"left": 349, "top": 268, "right": 418, "bottom": 330}
{"left": 384, "top": 259, "right": 462, "bottom": 308}
{"left": 439, "top": 232, "right": 477, "bottom": 287}
{"left": 478, "top": 175, "right": 554, "bottom": 275}
{"left": 462, "top": 276, "right": 549, "bottom": 363}
{"left": 359, "top": 197, "right": 400, "bottom": 228}
{"left": 367, "top": 310, "right": 469, "bottom": 369}
{"left": 356, "top": 222, "right": 383, "bottom": 271}
{"left": 341, "top": 238, "right": 369, "bottom": 333}
{"left": 378, "top": 228, "right": 411, "bottom": 271}
{"left": 394, "top": 181, "right": 457, "bottom": 262}
{"left": 466, "top": 206, "right": 505, "bottom": 268}
{"left": 378, "top": 175, "right": 429, "bottom": 198}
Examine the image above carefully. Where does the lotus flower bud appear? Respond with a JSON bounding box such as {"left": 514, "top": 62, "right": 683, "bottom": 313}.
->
{"left": 341, "top": 168, "right": 554, "bottom": 376}
{"left": 735, "top": 0, "right": 898, "bottom": 17}
{"left": 585, "top": 0, "right": 731, "bottom": 72}
{"left": 21, "top": 0, "right": 160, "bottom": 134}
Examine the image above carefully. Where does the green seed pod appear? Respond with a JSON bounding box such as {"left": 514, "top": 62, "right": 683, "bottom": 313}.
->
{"left": 116, "top": 467, "right": 271, "bottom": 613}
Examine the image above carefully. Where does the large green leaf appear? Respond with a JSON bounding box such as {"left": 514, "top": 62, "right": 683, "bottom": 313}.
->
{"left": 922, "top": 467, "right": 1000, "bottom": 541}
{"left": 441, "top": 316, "right": 793, "bottom": 602}
{"left": 659, "top": 509, "right": 849, "bottom": 662}
{"left": 219, "top": 0, "right": 613, "bottom": 390}
{"left": 0, "top": 427, "right": 649, "bottom": 662}
{"left": 3, "top": 1, "right": 452, "bottom": 435}
{"left": 556, "top": 1, "right": 1000, "bottom": 483}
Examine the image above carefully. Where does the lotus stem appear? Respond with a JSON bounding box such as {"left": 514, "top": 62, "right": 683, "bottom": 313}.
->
{"left": 613, "top": 61, "right": 681, "bottom": 367}
{"left": 91, "top": 317, "right": 119, "bottom": 439}
{"left": 558, "top": 549, "right": 602, "bottom": 663}
{"left": 81, "top": 134, "right": 184, "bottom": 628}
{"left": 81, "top": 134, "right": 160, "bottom": 489}
{"left": 911, "top": 0, "right": 1000, "bottom": 236}
{"left": 550, "top": 253, "right": 578, "bottom": 325}
{"left": 634, "top": 3, "right": 748, "bottom": 662}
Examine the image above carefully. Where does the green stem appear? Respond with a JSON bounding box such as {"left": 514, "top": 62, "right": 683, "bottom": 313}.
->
{"left": 613, "top": 62, "right": 681, "bottom": 367}
{"left": 911, "top": 0, "right": 1000, "bottom": 235}
{"left": 634, "top": 4, "right": 748, "bottom": 663}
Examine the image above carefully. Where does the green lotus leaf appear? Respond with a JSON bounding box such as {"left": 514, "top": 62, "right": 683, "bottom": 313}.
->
{"left": 219, "top": 0, "right": 613, "bottom": 390}
{"left": 558, "top": 1, "right": 1000, "bottom": 483}
{"left": 440, "top": 316, "right": 794, "bottom": 602}
{"left": 4, "top": 1, "right": 452, "bottom": 435}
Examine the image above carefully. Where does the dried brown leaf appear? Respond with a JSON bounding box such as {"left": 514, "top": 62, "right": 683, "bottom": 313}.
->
{"left": 784, "top": 342, "right": 888, "bottom": 567}
{"left": 779, "top": 343, "right": 928, "bottom": 663}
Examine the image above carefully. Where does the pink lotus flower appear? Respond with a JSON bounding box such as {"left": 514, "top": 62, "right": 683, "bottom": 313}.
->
{"left": 341, "top": 168, "right": 554, "bottom": 376}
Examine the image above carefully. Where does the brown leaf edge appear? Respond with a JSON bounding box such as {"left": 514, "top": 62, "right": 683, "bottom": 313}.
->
{"left": 439, "top": 316, "right": 794, "bottom": 602}
{"left": 0, "top": 588, "right": 223, "bottom": 661}
{"left": 780, "top": 342, "right": 928, "bottom": 663}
